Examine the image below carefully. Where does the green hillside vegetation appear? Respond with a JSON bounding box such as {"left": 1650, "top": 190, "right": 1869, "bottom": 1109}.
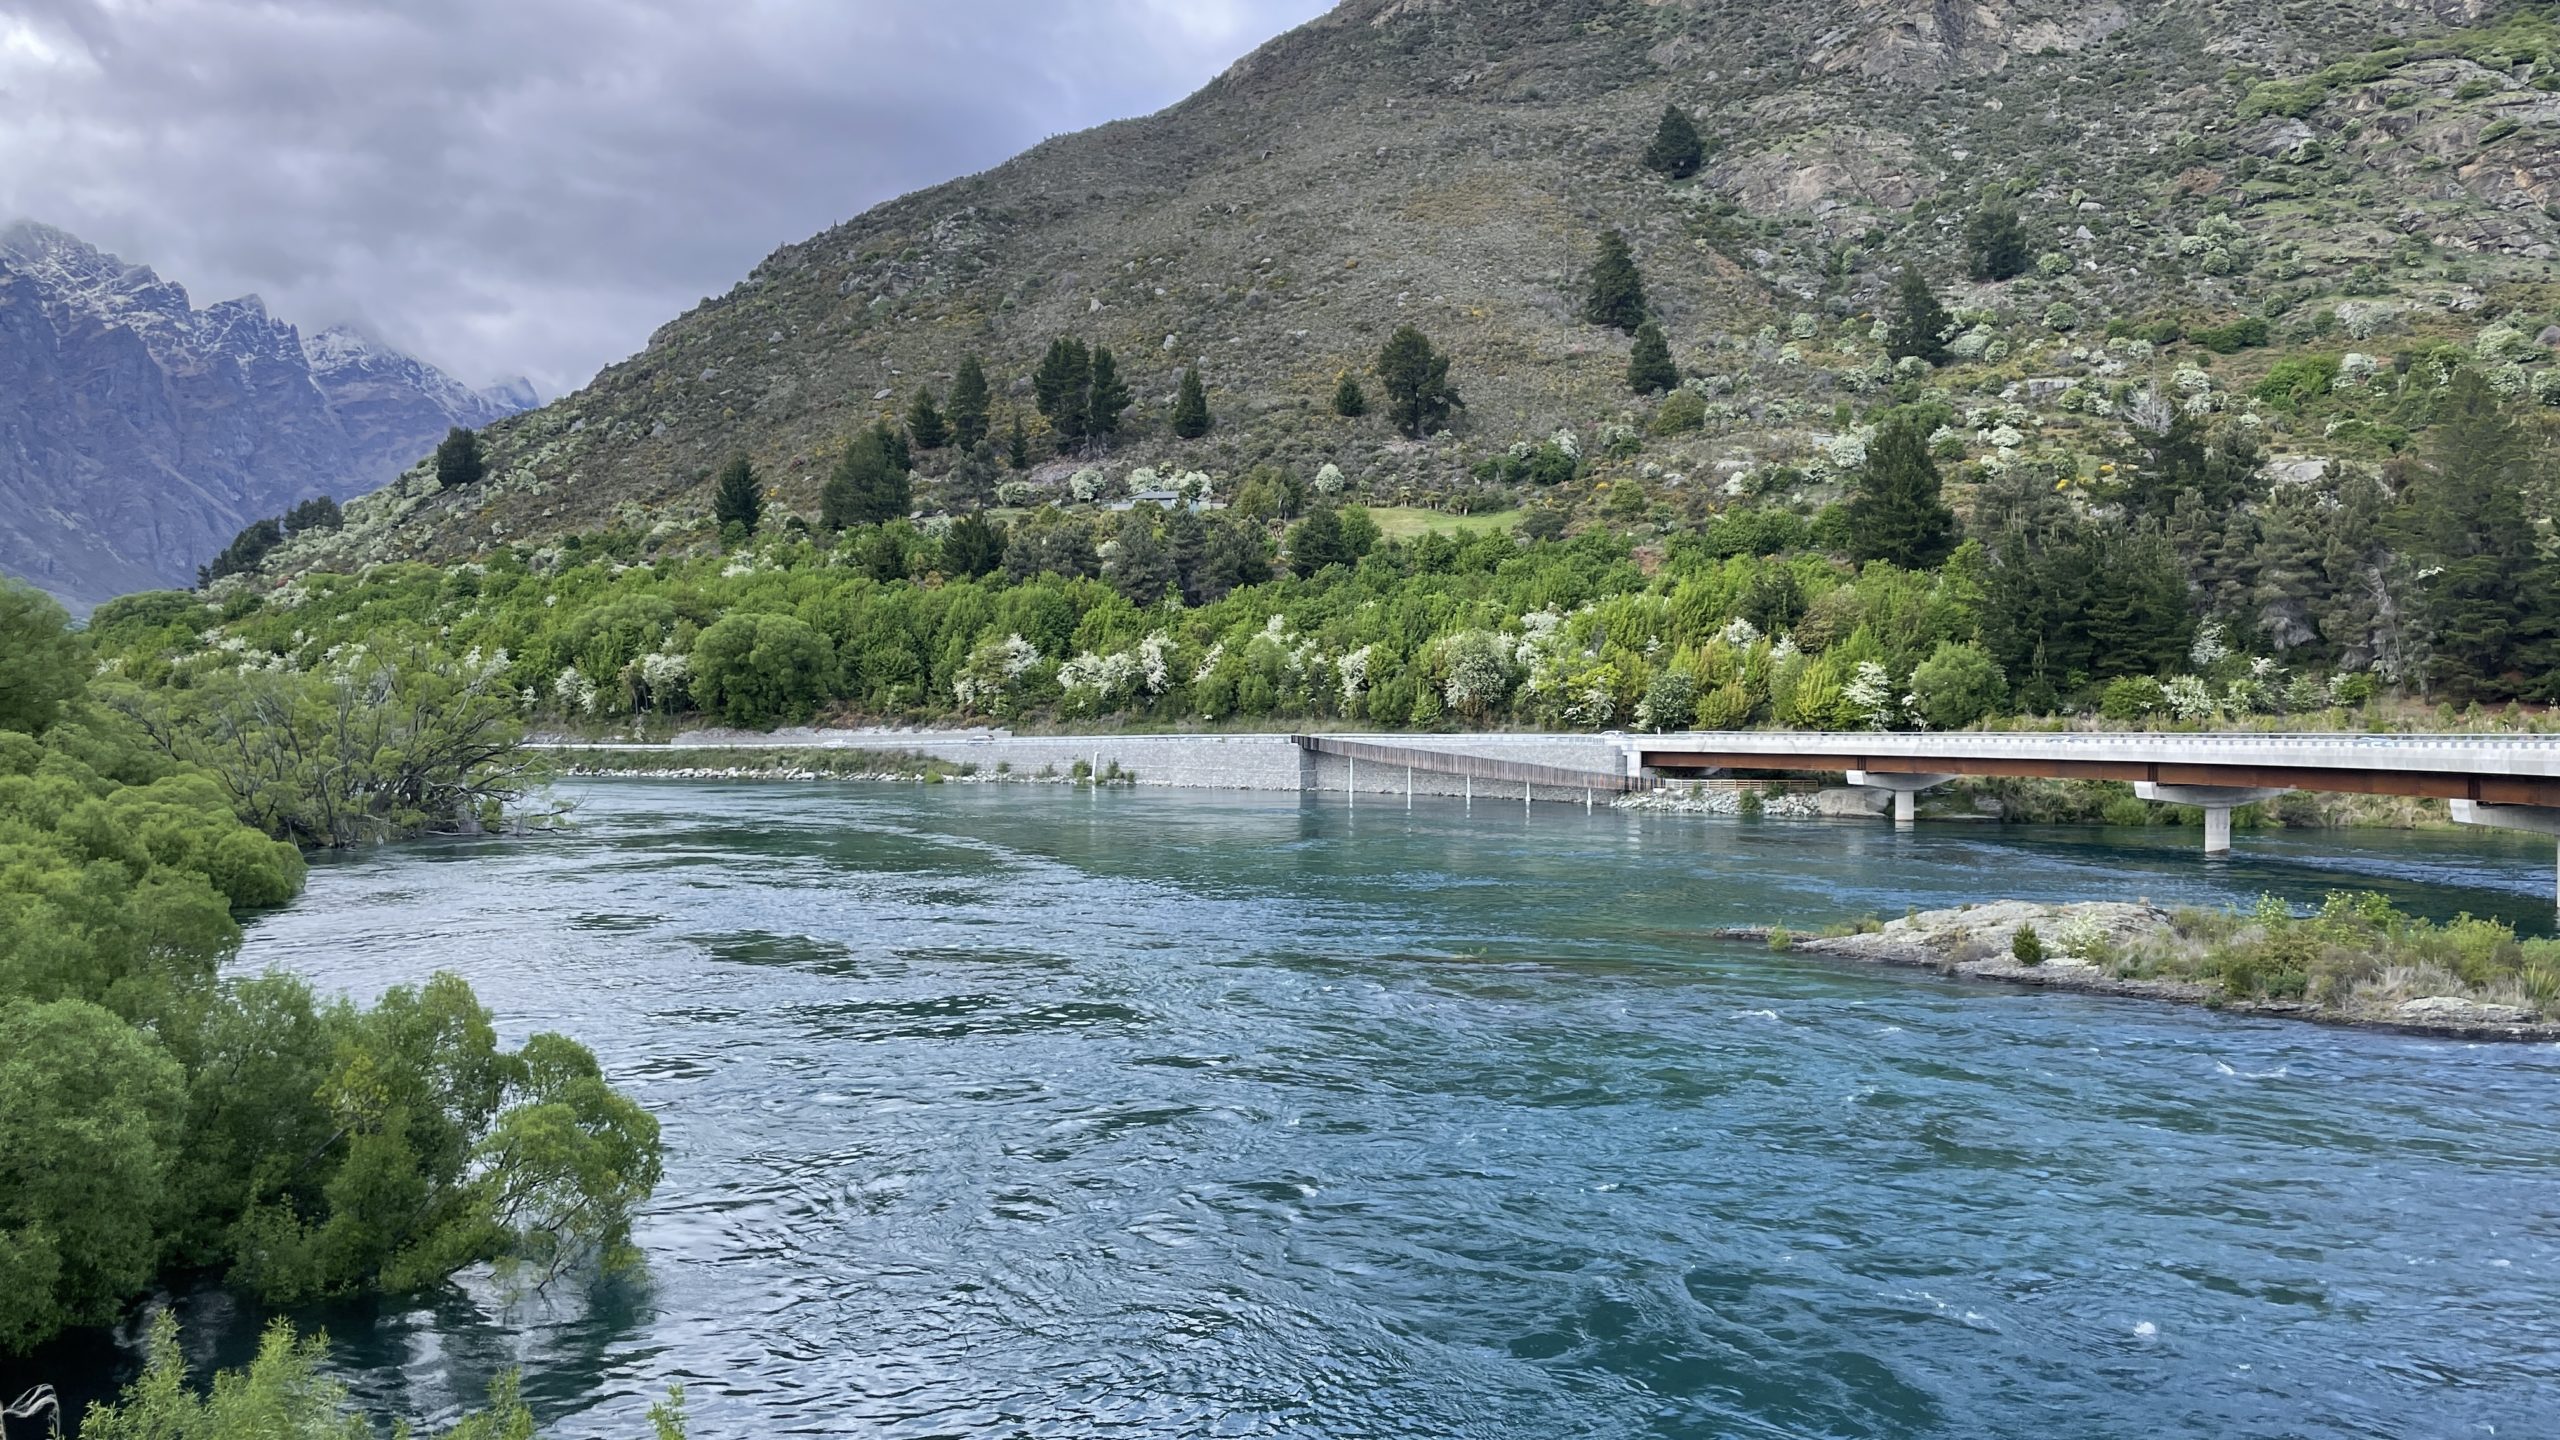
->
{"left": 91, "top": 361, "right": 2558, "bottom": 741}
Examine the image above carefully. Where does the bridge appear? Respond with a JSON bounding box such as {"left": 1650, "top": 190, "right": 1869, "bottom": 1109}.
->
{"left": 1625, "top": 731, "right": 2560, "bottom": 892}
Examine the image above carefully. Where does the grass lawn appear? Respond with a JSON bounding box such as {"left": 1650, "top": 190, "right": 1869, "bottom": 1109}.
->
{"left": 1365, "top": 506, "right": 1524, "bottom": 540}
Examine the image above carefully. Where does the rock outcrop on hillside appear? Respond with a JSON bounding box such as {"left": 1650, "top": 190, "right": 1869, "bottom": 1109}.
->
{"left": 0, "top": 222, "right": 531, "bottom": 610}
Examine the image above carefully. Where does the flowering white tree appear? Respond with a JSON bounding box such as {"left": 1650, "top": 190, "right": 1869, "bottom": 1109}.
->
{"left": 1843, "top": 661, "right": 1901, "bottom": 730}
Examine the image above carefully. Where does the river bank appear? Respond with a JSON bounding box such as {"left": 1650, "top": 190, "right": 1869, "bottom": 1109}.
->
{"left": 1763, "top": 900, "right": 2559, "bottom": 1042}
{"left": 541, "top": 728, "right": 2481, "bottom": 832}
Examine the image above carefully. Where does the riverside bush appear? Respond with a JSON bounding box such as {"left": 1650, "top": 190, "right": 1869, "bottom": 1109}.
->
{"left": 0, "top": 584, "right": 660, "bottom": 1356}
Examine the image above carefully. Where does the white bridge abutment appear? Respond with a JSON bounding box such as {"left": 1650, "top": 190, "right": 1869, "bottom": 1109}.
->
{"left": 1846, "top": 771, "right": 1958, "bottom": 828}
{"left": 2452, "top": 800, "right": 2560, "bottom": 912}
{"left": 2134, "top": 783, "right": 2295, "bottom": 855}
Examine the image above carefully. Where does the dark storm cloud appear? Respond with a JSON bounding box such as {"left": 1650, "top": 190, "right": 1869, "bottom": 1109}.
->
{"left": 0, "top": 0, "right": 1334, "bottom": 394}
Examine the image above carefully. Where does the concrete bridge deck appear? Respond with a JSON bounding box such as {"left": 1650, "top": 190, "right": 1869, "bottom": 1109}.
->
{"left": 1630, "top": 731, "right": 2560, "bottom": 886}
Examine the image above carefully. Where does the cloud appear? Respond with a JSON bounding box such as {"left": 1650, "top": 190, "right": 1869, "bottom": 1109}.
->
{"left": 0, "top": 0, "right": 1334, "bottom": 394}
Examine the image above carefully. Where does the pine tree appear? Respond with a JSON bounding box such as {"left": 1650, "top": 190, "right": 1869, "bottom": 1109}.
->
{"left": 944, "top": 511, "right": 1005, "bottom": 579}
{"left": 1332, "top": 371, "right": 1369, "bottom": 418}
{"left": 1171, "top": 365, "right": 1212, "bottom": 439}
{"left": 821, "top": 429, "right": 908, "bottom": 530}
{"left": 1164, "top": 504, "right": 1211, "bottom": 603}
{"left": 711, "top": 454, "right": 763, "bottom": 536}
{"left": 1379, "top": 326, "right": 1462, "bottom": 438}
{"left": 434, "top": 426, "right": 485, "bottom": 489}
{"left": 906, "top": 387, "right": 948, "bottom": 451}
{"left": 1108, "top": 509, "right": 1178, "bottom": 605}
{"left": 1287, "top": 507, "right": 1352, "bottom": 577}
{"left": 872, "top": 419, "right": 911, "bottom": 477}
{"left": 947, "top": 355, "right": 991, "bottom": 450}
{"left": 945, "top": 441, "right": 998, "bottom": 511}
{"left": 1964, "top": 198, "right": 2031, "bottom": 282}
{"left": 1033, "top": 337, "right": 1091, "bottom": 445}
{"left": 1005, "top": 411, "right": 1033, "bottom": 469}
{"left": 1583, "top": 229, "right": 1648, "bottom": 334}
{"left": 1628, "top": 318, "right": 1678, "bottom": 395}
{"left": 1643, "top": 105, "right": 1704, "bottom": 180}
{"left": 2400, "top": 369, "right": 2552, "bottom": 698}
{"left": 1845, "top": 417, "right": 1958, "bottom": 569}
{"left": 1884, "top": 268, "right": 1952, "bottom": 366}
{"left": 1086, "top": 347, "right": 1131, "bottom": 446}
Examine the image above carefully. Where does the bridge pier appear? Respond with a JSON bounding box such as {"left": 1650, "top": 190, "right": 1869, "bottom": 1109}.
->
{"left": 2451, "top": 800, "right": 2560, "bottom": 911}
{"left": 1847, "top": 771, "right": 1956, "bottom": 827}
{"left": 2133, "top": 783, "right": 2293, "bottom": 854}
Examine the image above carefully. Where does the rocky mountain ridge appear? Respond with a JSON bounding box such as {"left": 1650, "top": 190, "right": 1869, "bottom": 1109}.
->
{"left": 252, "top": 0, "right": 2560, "bottom": 579}
{"left": 0, "top": 221, "right": 532, "bottom": 609}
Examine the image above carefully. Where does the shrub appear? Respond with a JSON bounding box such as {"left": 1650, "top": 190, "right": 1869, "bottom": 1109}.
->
{"left": 2191, "top": 317, "right": 2271, "bottom": 353}
{"left": 2013, "top": 925, "right": 2047, "bottom": 966}
{"left": 1910, "top": 641, "right": 2008, "bottom": 730}
{"left": 1650, "top": 388, "right": 1709, "bottom": 435}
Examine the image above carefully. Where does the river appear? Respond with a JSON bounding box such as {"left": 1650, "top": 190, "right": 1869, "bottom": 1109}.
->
{"left": 32, "top": 781, "right": 2560, "bottom": 1437}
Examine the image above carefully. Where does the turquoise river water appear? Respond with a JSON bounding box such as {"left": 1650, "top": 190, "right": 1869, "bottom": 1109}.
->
{"left": 21, "top": 780, "right": 2560, "bottom": 1438}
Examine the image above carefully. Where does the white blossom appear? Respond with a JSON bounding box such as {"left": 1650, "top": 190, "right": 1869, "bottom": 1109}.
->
{"left": 1844, "top": 661, "right": 1900, "bottom": 730}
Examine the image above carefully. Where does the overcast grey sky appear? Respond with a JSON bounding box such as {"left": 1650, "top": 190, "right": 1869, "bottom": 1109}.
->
{"left": 0, "top": 0, "right": 1334, "bottom": 395}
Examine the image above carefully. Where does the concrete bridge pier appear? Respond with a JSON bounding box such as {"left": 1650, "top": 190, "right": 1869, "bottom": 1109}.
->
{"left": 1847, "top": 771, "right": 1957, "bottom": 827}
{"left": 2134, "top": 783, "right": 2294, "bottom": 854}
{"left": 2451, "top": 800, "right": 2560, "bottom": 911}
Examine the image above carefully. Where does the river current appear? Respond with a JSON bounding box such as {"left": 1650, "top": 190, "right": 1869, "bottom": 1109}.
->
{"left": 33, "top": 781, "right": 2560, "bottom": 1437}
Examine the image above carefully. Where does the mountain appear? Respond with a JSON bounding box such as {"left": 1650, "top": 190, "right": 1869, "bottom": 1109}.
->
{"left": 0, "top": 221, "right": 532, "bottom": 610}
{"left": 272, "top": 0, "right": 2560, "bottom": 575}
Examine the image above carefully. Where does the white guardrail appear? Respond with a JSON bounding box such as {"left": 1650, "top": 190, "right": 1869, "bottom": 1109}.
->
{"left": 1623, "top": 731, "right": 2560, "bottom": 778}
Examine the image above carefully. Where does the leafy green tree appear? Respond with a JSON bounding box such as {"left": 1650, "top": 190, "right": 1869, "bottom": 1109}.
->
{"left": 1964, "top": 198, "right": 2031, "bottom": 282}
{"left": 0, "top": 998, "right": 184, "bottom": 1350}
{"left": 1846, "top": 417, "right": 1959, "bottom": 569}
{"left": 1171, "top": 365, "right": 1212, "bottom": 439}
{"left": 108, "top": 645, "right": 537, "bottom": 850}
{"left": 1583, "top": 229, "right": 1648, "bottom": 333}
{"left": 822, "top": 428, "right": 910, "bottom": 530}
{"left": 711, "top": 454, "right": 763, "bottom": 536}
{"left": 1884, "top": 268, "right": 1952, "bottom": 365}
{"left": 1379, "top": 326, "right": 1462, "bottom": 438}
{"left": 906, "top": 387, "right": 949, "bottom": 451}
{"left": 434, "top": 426, "right": 485, "bottom": 490}
{"left": 944, "top": 512, "right": 1006, "bottom": 579}
{"left": 1644, "top": 104, "right": 1705, "bottom": 179}
{"left": 1033, "top": 337, "right": 1092, "bottom": 445}
{"left": 948, "top": 354, "right": 992, "bottom": 449}
{"left": 0, "top": 581, "right": 87, "bottom": 735}
{"left": 1628, "top": 318, "right": 1678, "bottom": 394}
{"left": 1005, "top": 411, "right": 1033, "bottom": 469}
{"left": 1909, "top": 641, "right": 2008, "bottom": 729}
{"left": 1332, "top": 370, "right": 1369, "bottom": 418}
{"left": 689, "top": 612, "right": 835, "bottom": 727}
{"left": 1086, "top": 346, "right": 1131, "bottom": 445}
